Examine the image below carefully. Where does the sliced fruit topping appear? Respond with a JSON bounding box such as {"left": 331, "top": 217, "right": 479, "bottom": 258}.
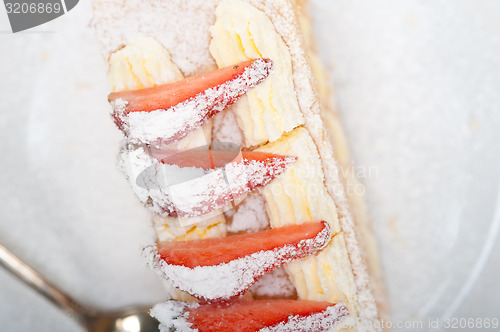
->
{"left": 143, "top": 221, "right": 331, "bottom": 301}
{"left": 158, "top": 221, "right": 329, "bottom": 267}
{"left": 108, "top": 59, "right": 267, "bottom": 113}
{"left": 158, "top": 148, "right": 298, "bottom": 218}
{"left": 157, "top": 146, "right": 292, "bottom": 171}
{"left": 122, "top": 145, "right": 296, "bottom": 218}
{"left": 150, "top": 299, "right": 349, "bottom": 332}
{"left": 108, "top": 58, "right": 273, "bottom": 145}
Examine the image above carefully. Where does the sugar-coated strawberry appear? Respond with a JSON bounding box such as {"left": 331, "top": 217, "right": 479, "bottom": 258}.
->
{"left": 143, "top": 221, "right": 331, "bottom": 301}
{"left": 108, "top": 58, "right": 272, "bottom": 145}
{"left": 157, "top": 148, "right": 291, "bottom": 170}
{"left": 122, "top": 145, "right": 297, "bottom": 218}
{"left": 157, "top": 149, "right": 298, "bottom": 218}
{"left": 150, "top": 299, "right": 349, "bottom": 332}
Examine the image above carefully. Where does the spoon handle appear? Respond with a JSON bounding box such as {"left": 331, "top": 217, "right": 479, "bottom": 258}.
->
{"left": 0, "top": 243, "right": 94, "bottom": 328}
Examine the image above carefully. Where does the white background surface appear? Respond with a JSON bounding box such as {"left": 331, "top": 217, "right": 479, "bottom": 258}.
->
{"left": 1, "top": 1, "right": 500, "bottom": 331}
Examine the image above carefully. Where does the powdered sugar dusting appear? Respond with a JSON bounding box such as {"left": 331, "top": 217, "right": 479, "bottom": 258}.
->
{"left": 250, "top": 266, "right": 296, "bottom": 298}
{"left": 150, "top": 301, "right": 198, "bottom": 332}
{"left": 92, "top": 0, "right": 218, "bottom": 75}
{"left": 109, "top": 97, "right": 127, "bottom": 118}
{"left": 261, "top": 303, "right": 349, "bottom": 332}
{"left": 226, "top": 192, "right": 269, "bottom": 233}
{"left": 212, "top": 106, "right": 244, "bottom": 146}
{"left": 111, "top": 58, "right": 272, "bottom": 146}
{"left": 143, "top": 222, "right": 331, "bottom": 301}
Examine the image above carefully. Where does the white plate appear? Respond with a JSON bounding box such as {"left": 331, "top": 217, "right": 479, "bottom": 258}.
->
{"left": 1, "top": 1, "right": 500, "bottom": 331}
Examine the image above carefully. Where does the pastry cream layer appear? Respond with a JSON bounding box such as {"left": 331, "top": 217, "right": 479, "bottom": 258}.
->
{"left": 209, "top": 0, "right": 304, "bottom": 147}
{"left": 257, "top": 127, "right": 357, "bottom": 312}
{"left": 108, "top": 35, "right": 226, "bottom": 301}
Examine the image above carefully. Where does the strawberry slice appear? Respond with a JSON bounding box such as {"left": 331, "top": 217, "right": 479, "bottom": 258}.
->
{"left": 158, "top": 221, "right": 329, "bottom": 267}
{"left": 108, "top": 58, "right": 272, "bottom": 145}
{"left": 143, "top": 221, "right": 331, "bottom": 301}
{"left": 108, "top": 59, "right": 268, "bottom": 114}
{"left": 159, "top": 148, "right": 298, "bottom": 218}
{"left": 150, "top": 299, "right": 349, "bottom": 332}
{"left": 157, "top": 147, "right": 289, "bottom": 170}
{"left": 124, "top": 146, "right": 297, "bottom": 218}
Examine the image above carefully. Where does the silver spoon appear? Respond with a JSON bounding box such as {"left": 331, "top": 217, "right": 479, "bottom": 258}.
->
{"left": 0, "top": 243, "right": 159, "bottom": 332}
